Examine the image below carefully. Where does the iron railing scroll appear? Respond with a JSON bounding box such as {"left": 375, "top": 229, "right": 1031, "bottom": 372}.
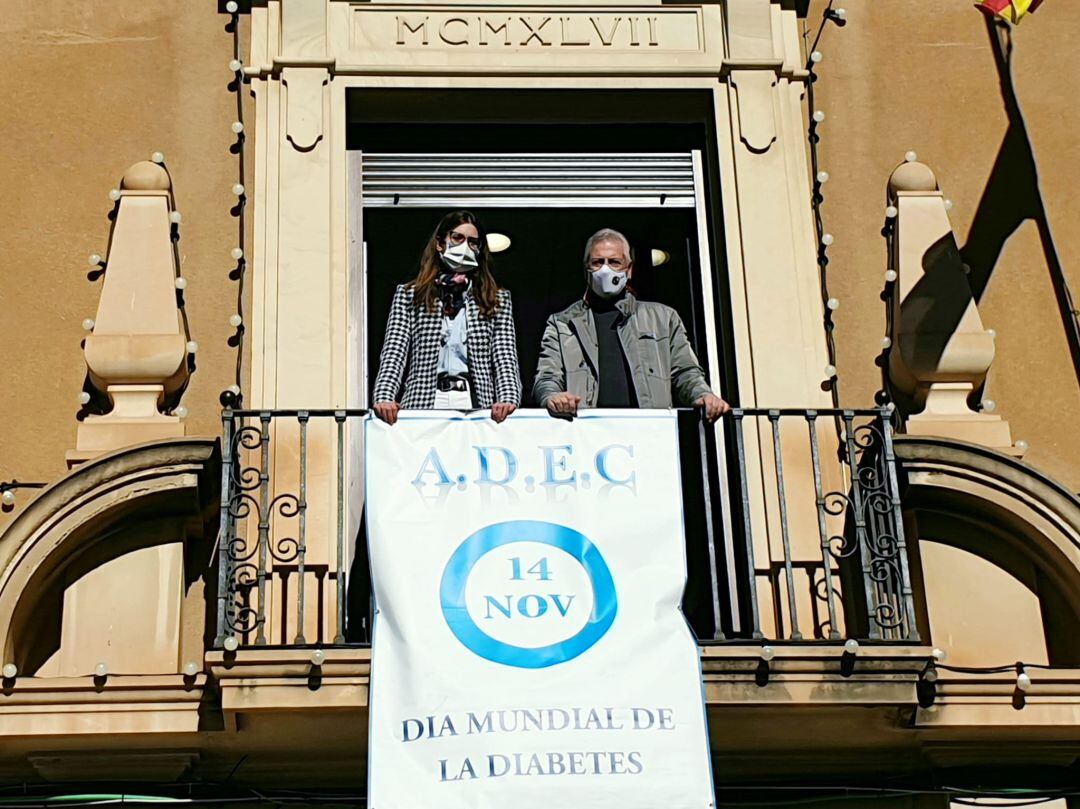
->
{"left": 213, "top": 406, "right": 919, "bottom": 649}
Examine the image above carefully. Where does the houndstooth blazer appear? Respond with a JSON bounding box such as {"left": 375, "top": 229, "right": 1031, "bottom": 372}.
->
{"left": 372, "top": 284, "right": 522, "bottom": 409}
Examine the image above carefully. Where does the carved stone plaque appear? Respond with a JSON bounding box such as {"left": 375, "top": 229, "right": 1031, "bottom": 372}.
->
{"left": 342, "top": 5, "right": 718, "bottom": 70}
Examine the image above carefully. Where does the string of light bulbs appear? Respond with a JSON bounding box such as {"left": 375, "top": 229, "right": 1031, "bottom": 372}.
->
{"left": 802, "top": 0, "right": 847, "bottom": 408}
{"left": 221, "top": 0, "right": 246, "bottom": 409}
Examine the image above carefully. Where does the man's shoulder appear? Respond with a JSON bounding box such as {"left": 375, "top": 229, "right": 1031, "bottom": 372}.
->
{"left": 548, "top": 298, "right": 588, "bottom": 323}
{"left": 632, "top": 299, "right": 678, "bottom": 319}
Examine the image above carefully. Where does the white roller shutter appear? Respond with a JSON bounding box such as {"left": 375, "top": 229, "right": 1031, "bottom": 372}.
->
{"left": 359, "top": 152, "right": 696, "bottom": 208}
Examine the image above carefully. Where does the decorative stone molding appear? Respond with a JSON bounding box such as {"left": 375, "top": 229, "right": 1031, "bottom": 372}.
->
{"left": 283, "top": 67, "right": 329, "bottom": 151}
{"left": 886, "top": 161, "right": 1016, "bottom": 451}
{"left": 0, "top": 439, "right": 219, "bottom": 676}
{"left": 72, "top": 161, "right": 191, "bottom": 465}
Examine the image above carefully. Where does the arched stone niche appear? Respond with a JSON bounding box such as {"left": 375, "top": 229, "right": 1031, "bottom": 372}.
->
{"left": 0, "top": 439, "right": 220, "bottom": 676}
{"left": 896, "top": 436, "right": 1080, "bottom": 667}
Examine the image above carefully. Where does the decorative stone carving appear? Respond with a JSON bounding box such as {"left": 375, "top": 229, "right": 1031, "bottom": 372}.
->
{"left": 730, "top": 70, "right": 779, "bottom": 153}
{"left": 887, "top": 162, "right": 1016, "bottom": 452}
{"left": 70, "top": 161, "right": 190, "bottom": 465}
{"left": 283, "top": 67, "right": 329, "bottom": 151}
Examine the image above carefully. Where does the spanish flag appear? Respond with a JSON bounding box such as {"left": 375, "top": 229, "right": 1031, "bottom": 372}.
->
{"left": 975, "top": 0, "right": 1045, "bottom": 24}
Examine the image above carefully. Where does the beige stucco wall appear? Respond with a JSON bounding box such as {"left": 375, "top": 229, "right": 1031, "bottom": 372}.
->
{"left": 808, "top": 0, "right": 1080, "bottom": 489}
{"left": 1, "top": 0, "right": 1076, "bottom": 503}
{"left": 0, "top": 1, "right": 250, "bottom": 511}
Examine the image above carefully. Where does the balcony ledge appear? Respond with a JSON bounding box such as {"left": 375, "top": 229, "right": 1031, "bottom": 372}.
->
{"left": 0, "top": 673, "right": 208, "bottom": 737}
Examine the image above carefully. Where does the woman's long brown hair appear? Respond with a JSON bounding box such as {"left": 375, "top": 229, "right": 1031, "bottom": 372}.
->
{"left": 409, "top": 210, "right": 500, "bottom": 318}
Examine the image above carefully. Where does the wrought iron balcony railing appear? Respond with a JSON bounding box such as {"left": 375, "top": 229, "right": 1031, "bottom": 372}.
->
{"left": 213, "top": 407, "right": 919, "bottom": 650}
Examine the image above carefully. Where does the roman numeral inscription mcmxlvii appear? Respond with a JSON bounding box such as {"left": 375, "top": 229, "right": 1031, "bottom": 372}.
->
{"left": 394, "top": 15, "right": 662, "bottom": 48}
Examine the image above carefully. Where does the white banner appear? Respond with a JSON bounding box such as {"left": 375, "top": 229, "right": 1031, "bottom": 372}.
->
{"left": 365, "top": 409, "right": 713, "bottom": 809}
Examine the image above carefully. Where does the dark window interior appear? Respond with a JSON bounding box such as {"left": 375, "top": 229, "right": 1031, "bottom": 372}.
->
{"left": 363, "top": 207, "right": 707, "bottom": 407}
{"left": 347, "top": 89, "right": 742, "bottom": 640}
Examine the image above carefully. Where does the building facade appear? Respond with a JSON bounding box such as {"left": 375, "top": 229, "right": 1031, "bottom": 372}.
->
{"left": 1, "top": 0, "right": 1079, "bottom": 804}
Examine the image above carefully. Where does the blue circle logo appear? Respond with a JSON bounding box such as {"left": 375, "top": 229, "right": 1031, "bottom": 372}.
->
{"left": 440, "top": 520, "right": 618, "bottom": 668}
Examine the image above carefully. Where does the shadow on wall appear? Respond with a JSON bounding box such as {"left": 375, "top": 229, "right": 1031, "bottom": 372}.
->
{"left": 959, "top": 18, "right": 1080, "bottom": 384}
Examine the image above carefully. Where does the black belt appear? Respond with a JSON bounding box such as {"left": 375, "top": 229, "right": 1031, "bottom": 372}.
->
{"left": 437, "top": 374, "right": 470, "bottom": 392}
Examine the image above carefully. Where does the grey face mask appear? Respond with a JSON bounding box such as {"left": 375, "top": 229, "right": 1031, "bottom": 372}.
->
{"left": 588, "top": 264, "right": 628, "bottom": 299}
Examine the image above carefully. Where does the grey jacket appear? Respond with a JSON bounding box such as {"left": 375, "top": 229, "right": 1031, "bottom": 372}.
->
{"left": 532, "top": 295, "right": 713, "bottom": 409}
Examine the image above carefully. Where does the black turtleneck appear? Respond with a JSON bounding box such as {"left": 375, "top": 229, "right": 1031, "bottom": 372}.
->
{"left": 588, "top": 292, "right": 637, "bottom": 408}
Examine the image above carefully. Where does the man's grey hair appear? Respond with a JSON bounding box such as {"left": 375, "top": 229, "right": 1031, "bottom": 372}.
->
{"left": 583, "top": 228, "right": 633, "bottom": 266}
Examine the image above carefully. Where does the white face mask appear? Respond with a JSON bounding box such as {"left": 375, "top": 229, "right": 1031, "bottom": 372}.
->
{"left": 588, "top": 264, "right": 629, "bottom": 299}
{"left": 440, "top": 239, "right": 479, "bottom": 272}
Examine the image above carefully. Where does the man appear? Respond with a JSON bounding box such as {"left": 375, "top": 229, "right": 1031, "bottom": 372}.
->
{"left": 533, "top": 228, "right": 730, "bottom": 421}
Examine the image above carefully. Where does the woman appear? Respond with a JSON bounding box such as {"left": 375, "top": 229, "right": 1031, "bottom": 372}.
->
{"left": 372, "top": 211, "right": 521, "bottom": 424}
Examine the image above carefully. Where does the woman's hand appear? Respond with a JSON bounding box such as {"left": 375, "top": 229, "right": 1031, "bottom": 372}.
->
{"left": 373, "top": 401, "right": 400, "bottom": 425}
{"left": 491, "top": 403, "right": 517, "bottom": 423}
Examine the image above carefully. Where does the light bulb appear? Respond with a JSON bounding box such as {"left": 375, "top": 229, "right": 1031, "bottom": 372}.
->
{"left": 151, "top": 152, "right": 165, "bottom": 164}
{"left": 835, "top": 7, "right": 847, "bottom": 18}
{"left": 175, "top": 405, "right": 189, "bottom": 418}
{"left": 821, "top": 233, "right": 834, "bottom": 246}
{"left": 108, "top": 189, "right": 121, "bottom": 202}
{"left": 2, "top": 663, "right": 16, "bottom": 679}
{"left": 78, "top": 391, "right": 91, "bottom": 405}
{"left": 94, "top": 662, "right": 108, "bottom": 678}
{"left": 228, "top": 59, "right": 243, "bottom": 72}
{"left": 1, "top": 491, "right": 14, "bottom": 507}
{"left": 816, "top": 171, "right": 829, "bottom": 184}
{"left": 885, "top": 269, "right": 898, "bottom": 283}
{"left": 226, "top": 0, "right": 239, "bottom": 12}
{"left": 186, "top": 340, "right": 199, "bottom": 354}
{"left": 843, "top": 638, "right": 860, "bottom": 655}
{"left": 169, "top": 211, "right": 182, "bottom": 224}
{"left": 88, "top": 254, "right": 102, "bottom": 266}
{"left": 827, "top": 297, "right": 840, "bottom": 311}
{"left": 987, "top": 328, "right": 996, "bottom": 338}
{"left": 183, "top": 661, "right": 199, "bottom": 677}
{"left": 82, "top": 318, "right": 95, "bottom": 331}
{"left": 880, "top": 336, "right": 892, "bottom": 349}
{"left": 810, "top": 51, "right": 823, "bottom": 63}
{"left": 824, "top": 364, "right": 837, "bottom": 378}
{"left": 813, "top": 110, "right": 826, "bottom": 123}
{"left": 943, "top": 199, "right": 954, "bottom": 211}
{"left": 232, "top": 183, "right": 245, "bottom": 197}
{"left": 311, "top": 648, "right": 326, "bottom": 666}
{"left": 229, "top": 314, "right": 243, "bottom": 327}
{"left": 886, "top": 401, "right": 897, "bottom": 412}
{"left": 228, "top": 384, "right": 241, "bottom": 396}
{"left": 231, "top": 121, "right": 244, "bottom": 134}
{"left": 905, "top": 151, "right": 918, "bottom": 163}
{"left": 223, "top": 635, "right": 239, "bottom": 652}
{"left": 759, "top": 645, "right": 776, "bottom": 662}
{"left": 923, "top": 666, "right": 939, "bottom": 683}
{"left": 231, "top": 247, "right": 244, "bottom": 260}
{"left": 885, "top": 205, "right": 898, "bottom": 219}
{"left": 1015, "top": 439, "right": 1029, "bottom": 452}
{"left": 981, "top": 399, "right": 996, "bottom": 413}
{"left": 1016, "top": 671, "right": 1032, "bottom": 691}
{"left": 175, "top": 277, "right": 188, "bottom": 290}
{"left": 932, "top": 647, "right": 947, "bottom": 662}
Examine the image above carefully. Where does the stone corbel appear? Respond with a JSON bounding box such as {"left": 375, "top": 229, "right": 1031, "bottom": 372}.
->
{"left": 885, "top": 161, "right": 1018, "bottom": 453}
{"left": 728, "top": 68, "right": 779, "bottom": 154}
{"left": 282, "top": 66, "right": 328, "bottom": 152}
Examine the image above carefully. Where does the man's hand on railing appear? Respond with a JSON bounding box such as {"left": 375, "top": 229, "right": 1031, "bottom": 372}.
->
{"left": 373, "top": 400, "right": 400, "bottom": 425}
{"left": 695, "top": 393, "right": 731, "bottom": 423}
{"left": 545, "top": 392, "right": 582, "bottom": 420}
{"left": 491, "top": 402, "right": 517, "bottom": 423}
